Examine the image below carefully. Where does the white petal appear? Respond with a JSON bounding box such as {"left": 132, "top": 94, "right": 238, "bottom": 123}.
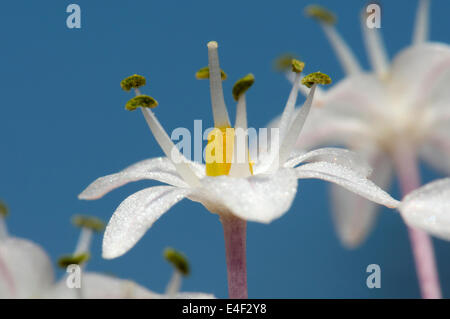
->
{"left": 0, "top": 237, "right": 54, "bottom": 298}
{"left": 190, "top": 169, "right": 298, "bottom": 223}
{"left": 389, "top": 43, "right": 450, "bottom": 107}
{"left": 399, "top": 178, "right": 450, "bottom": 240}
{"left": 44, "top": 272, "right": 160, "bottom": 299}
{"left": 284, "top": 147, "right": 372, "bottom": 177}
{"left": 330, "top": 152, "right": 393, "bottom": 248}
{"left": 295, "top": 162, "right": 399, "bottom": 208}
{"left": 79, "top": 157, "right": 192, "bottom": 200}
{"left": 103, "top": 186, "right": 191, "bottom": 259}
{"left": 420, "top": 131, "right": 450, "bottom": 175}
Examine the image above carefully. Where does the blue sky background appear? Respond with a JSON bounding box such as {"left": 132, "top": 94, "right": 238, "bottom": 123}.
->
{"left": 1, "top": 0, "right": 450, "bottom": 298}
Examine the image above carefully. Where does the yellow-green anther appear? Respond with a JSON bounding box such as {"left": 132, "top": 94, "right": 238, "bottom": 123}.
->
{"left": 195, "top": 66, "right": 227, "bottom": 80}
{"left": 57, "top": 253, "right": 90, "bottom": 268}
{"left": 305, "top": 5, "right": 337, "bottom": 25}
{"left": 0, "top": 201, "right": 8, "bottom": 217}
{"left": 273, "top": 53, "right": 299, "bottom": 72}
{"left": 301, "top": 72, "right": 332, "bottom": 88}
{"left": 72, "top": 215, "right": 105, "bottom": 233}
{"left": 120, "top": 74, "right": 147, "bottom": 92}
{"left": 164, "top": 247, "right": 190, "bottom": 276}
{"left": 125, "top": 95, "right": 158, "bottom": 111}
{"left": 232, "top": 73, "right": 255, "bottom": 101}
{"left": 291, "top": 59, "right": 305, "bottom": 73}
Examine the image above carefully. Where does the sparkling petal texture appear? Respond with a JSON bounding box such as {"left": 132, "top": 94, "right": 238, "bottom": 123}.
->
{"left": 296, "top": 162, "right": 399, "bottom": 208}
{"left": 43, "top": 273, "right": 160, "bottom": 299}
{"left": 399, "top": 178, "right": 450, "bottom": 240}
{"left": 79, "top": 157, "right": 203, "bottom": 200}
{"left": 0, "top": 237, "right": 54, "bottom": 298}
{"left": 330, "top": 152, "right": 393, "bottom": 248}
{"left": 284, "top": 147, "right": 372, "bottom": 176}
{"left": 103, "top": 186, "right": 191, "bottom": 259}
{"left": 190, "top": 169, "right": 298, "bottom": 223}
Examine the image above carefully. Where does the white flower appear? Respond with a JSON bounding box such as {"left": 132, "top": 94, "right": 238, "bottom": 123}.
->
{"left": 275, "top": 1, "right": 450, "bottom": 248}
{"left": 78, "top": 41, "right": 400, "bottom": 261}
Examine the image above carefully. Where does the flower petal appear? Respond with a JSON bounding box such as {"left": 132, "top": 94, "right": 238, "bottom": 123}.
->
{"left": 399, "top": 178, "right": 450, "bottom": 240}
{"left": 44, "top": 272, "right": 160, "bottom": 299}
{"left": 330, "top": 152, "right": 393, "bottom": 248}
{"left": 191, "top": 169, "right": 298, "bottom": 223}
{"left": 103, "top": 186, "right": 191, "bottom": 259}
{"left": 0, "top": 237, "right": 54, "bottom": 298}
{"left": 79, "top": 157, "right": 199, "bottom": 200}
{"left": 295, "top": 162, "right": 399, "bottom": 208}
{"left": 284, "top": 147, "right": 372, "bottom": 177}
{"left": 389, "top": 43, "right": 450, "bottom": 108}
{"left": 420, "top": 130, "right": 450, "bottom": 175}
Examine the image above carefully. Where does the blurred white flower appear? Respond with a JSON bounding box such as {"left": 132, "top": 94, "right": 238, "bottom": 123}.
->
{"left": 275, "top": 1, "right": 450, "bottom": 248}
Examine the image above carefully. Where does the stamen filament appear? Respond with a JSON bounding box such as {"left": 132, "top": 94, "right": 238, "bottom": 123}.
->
{"left": 165, "top": 270, "right": 182, "bottom": 298}
{"left": 207, "top": 41, "right": 230, "bottom": 128}
{"left": 229, "top": 94, "right": 251, "bottom": 177}
{"left": 278, "top": 84, "right": 317, "bottom": 165}
{"left": 278, "top": 73, "right": 301, "bottom": 141}
{"left": 361, "top": 13, "right": 389, "bottom": 78}
{"left": 0, "top": 217, "right": 8, "bottom": 240}
{"left": 133, "top": 89, "right": 201, "bottom": 187}
{"left": 413, "top": 0, "right": 430, "bottom": 45}
{"left": 322, "top": 25, "right": 362, "bottom": 75}
{"left": 74, "top": 228, "right": 93, "bottom": 255}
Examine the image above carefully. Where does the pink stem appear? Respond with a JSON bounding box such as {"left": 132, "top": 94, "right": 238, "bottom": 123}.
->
{"left": 393, "top": 143, "right": 442, "bottom": 299}
{"left": 221, "top": 214, "right": 248, "bottom": 299}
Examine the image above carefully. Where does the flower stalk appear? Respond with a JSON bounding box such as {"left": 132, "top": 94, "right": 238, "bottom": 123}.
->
{"left": 393, "top": 141, "right": 442, "bottom": 299}
{"left": 221, "top": 214, "right": 247, "bottom": 299}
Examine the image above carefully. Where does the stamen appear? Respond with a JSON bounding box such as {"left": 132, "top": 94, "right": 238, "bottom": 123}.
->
{"left": 0, "top": 201, "right": 8, "bottom": 240}
{"left": 57, "top": 253, "right": 90, "bottom": 268}
{"left": 413, "top": 0, "right": 430, "bottom": 45}
{"left": 207, "top": 41, "right": 231, "bottom": 128}
{"left": 232, "top": 73, "right": 255, "bottom": 102}
{"left": 72, "top": 215, "right": 105, "bottom": 233}
{"left": 301, "top": 72, "right": 332, "bottom": 88}
{"left": 305, "top": 5, "right": 337, "bottom": 25}
{"left": 120, "top": 74, "right": 147, "bottom": 92}
{"left": 125, "top": 95, "right": 158, "bottom": 111}
{"left": 0, "top": 201, "right": 8, "bottom": 217}
{"left": 361, "top": 10, "right": 389, "bottom": 78}
{"left": 74, "top": 228, "right": 94, "bottom": 255}
{"left": 291, "top": 59, "right": 305, "bottom": 74}
{"left": 273, "top": 53, "right": 300, "bottom": 72}
{"left": 120, "top": 75, "right": 201, "bottom": 187}
{"left": 279, "top": 72, "right": 332, "bottom": 165}
{"left": 278, "top": 62, "right": 304, "bottom": 141}
{"left": 306, "top": 5, "right": 362, "bottom": 75}
{"left": 229, "top": 75, "right": 254, "bottom": 177}
{"left": 164, "top": 247, "right": 190, "bottom": 276}
{"left": 195, "top": 66, "right": 227, "bottom": 80}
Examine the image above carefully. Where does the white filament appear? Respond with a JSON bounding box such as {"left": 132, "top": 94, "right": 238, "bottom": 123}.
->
{"left": 278, "top": 73, "right": 301, "bottom": 141}
{"left": 141, "top": 108, "right": 201, "bottom": 187}
{"left": 207, "top": 41, "right": 230, "bottom": 128}
{"left": 278, "top": 85, "right": 317, "bottom": 165}
{"left": 0, "top": 217, "right": 8, "bottom": 240}
{"left": 229, "top": 94, "right": 251, "bottom": 177}
{"left": 322, "top": 24, "right": 362, "bottom": 75}
{"left": 165, "top": 270, "right": 182, "bottom": 298}
{"left": 74, "top": 228, "right": 93, "bottom": 255}
{"left": 361, "top": 16, "right": 389, "bottom": 78}
{"left": 413, "top": 0, "right": 430, "bottom": 45}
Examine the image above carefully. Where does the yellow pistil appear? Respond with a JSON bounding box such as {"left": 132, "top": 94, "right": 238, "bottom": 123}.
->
{"left": 205, "top": 126, "right": 235, "bottom": 176}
